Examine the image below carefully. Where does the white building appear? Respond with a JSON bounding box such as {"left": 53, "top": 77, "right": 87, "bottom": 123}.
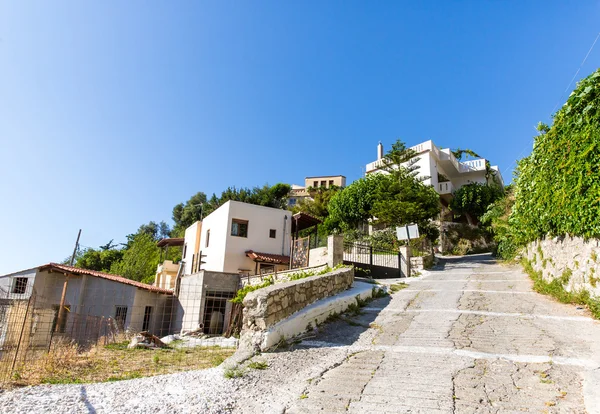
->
{"left": 182, "top": 201, "right": 293, "bottom": 276}
{"left": 288, "top": 175, "right": 346, "bottom": 207}
{"left": 365, "top": 140, "right": 504, "bottom": 201}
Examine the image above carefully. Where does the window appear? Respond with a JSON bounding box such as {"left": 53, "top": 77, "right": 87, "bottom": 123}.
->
{"left": 288, "top": 198, "right": 296, "bottom": 206}
{"left": 313, "top": 181, "right": 318, "bottom": 187}
{"left": 320, "top": 180, "right": 326, "bottom": 187}
{"left": 205, "top": 230, "right": 210, "bottom": 247}
{"left": 231, "top": 219, "right": 248, "bottom": 237}
{"left": 269, "top": 229, "right": 276, "bottom": 238}
{"left": 12, "top": 278, "right": 28, "bottom": 294}
{"left": 183, "top": 244, "right": 187, "bottom": 259}
{"left": 142, "top": 306, "right": 153, "bottom": 332}
{"left": 115, "top": 306, "right": 128, "bottom": 330}
{"left": 329, "top": 180, "right": 334, "bottom": 187}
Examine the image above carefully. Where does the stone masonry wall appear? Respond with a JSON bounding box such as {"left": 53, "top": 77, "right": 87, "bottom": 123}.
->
{"left": 525, "top": 236, "right": 600, "bottom": 298}
{"left": 240, "top": 267, "right": 354, "bottom": 351}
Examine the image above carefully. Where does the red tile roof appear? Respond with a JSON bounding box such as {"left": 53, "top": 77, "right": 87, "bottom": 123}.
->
{"left": 245, "top": 251, "right": 290, "bottom": 265}
{"left": 38, "top": 263, "right": 173, "bottom": 295}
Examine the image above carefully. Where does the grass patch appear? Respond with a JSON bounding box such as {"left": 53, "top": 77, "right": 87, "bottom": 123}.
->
{"left": 4, "top": 339, "right": 235, "bottom": 387}
{"left": 522, "top": 258, "right": 600, "bottom": 319}
{"left": 223, "top": 366, "right": 245, "bottom": 379}
{"left": 390, "top": 283, "right": 408, "bottom": 293}
{"left": 371, "top": 286, "right": 388, "bottom": 298}
{"left": 248, "top": 361, "right": 268, "bottom": 370}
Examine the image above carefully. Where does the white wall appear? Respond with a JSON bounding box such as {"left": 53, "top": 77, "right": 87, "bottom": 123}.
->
{"left": 0, "top": 268, "right": 37, "bottom": 299}
{"left": 197, "top": 204, "right": 230, "bottom": 273}
{"left": 183, "top": 221, "right": 202, "bottom": 275}
{"left": 222, "top": 201, "right": 292, "bottom": 274}
{"left": 197, "top": 201, "right": 292, "bottom": 275}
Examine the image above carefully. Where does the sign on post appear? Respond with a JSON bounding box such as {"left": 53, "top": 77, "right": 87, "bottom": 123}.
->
{"left": 396, "top": 224, "right": 419, "bottom": 241}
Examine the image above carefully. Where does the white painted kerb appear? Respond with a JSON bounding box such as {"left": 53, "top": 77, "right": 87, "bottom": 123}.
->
{"left": 260, "top": 282, "right": 374, "bottom": 350}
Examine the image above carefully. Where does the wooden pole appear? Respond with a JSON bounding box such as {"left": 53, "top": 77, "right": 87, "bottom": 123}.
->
{"left": 56, "top": 229, "right": 81, "bottom": 333}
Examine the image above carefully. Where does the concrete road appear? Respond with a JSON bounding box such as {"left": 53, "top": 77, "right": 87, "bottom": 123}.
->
{"left": 284, "top": 254, "right": 600, "bottom": 414}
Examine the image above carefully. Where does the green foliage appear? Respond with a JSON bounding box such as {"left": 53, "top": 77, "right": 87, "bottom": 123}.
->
{"left": 248, "top": 361, "right": 269, "bottom": 370}
{"left": 75, "top": 248, "right": 124, "bottom": 273}
{"left": 451, "top": 148, "right": 480, "bottom": 161}
{"left": 480, "top": 187, "right": 518, "bottom": 259}
{"left": 230, "top": 277, "right": 274, "bottom": 304}
{"left": 327, "top": 140, "right": 440, "bottom": 241}
{"left": 223, "top": 367, "right": 245, "bottom": 379}
{"left": 511, "top": 68, "right": 600, "bottom": 244}
{"left": 450, "top": 183, "right": 503, "bottom": 224}
{"left": 522, "top": 258, "right": 600, "bottom": 319}
{"left": 110, "top": 233, "right": 161, "bottom": 283}
{"left": 326, "top": 174, "right": 384, "bottom": 232}
{"left": 389, "top": 283, "right": 408, "bottom": 293}
{"left": 172, "top": 184, "right": 291, "bottom": 235}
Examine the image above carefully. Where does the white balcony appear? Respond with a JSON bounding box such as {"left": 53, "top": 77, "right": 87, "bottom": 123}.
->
{"left": 437, "top": 181, "right": 454, "bottom": 195}
{"left": 459, "top": 159, "right": 486, "bottom": 172}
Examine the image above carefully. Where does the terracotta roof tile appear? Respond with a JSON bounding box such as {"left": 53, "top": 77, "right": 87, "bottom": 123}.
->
{"left": 245, "top": 251, "right": 290, "bottom": 265}
{"left": 38, "top": 263, "right": 173, "bottom": 295}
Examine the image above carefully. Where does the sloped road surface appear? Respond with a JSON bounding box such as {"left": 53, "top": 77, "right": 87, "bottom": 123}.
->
{"left": 282, "top": 254, "right": 600, "bottom": 414}
{"left": 2, "top": 254, "right": 599, "bottom": 413}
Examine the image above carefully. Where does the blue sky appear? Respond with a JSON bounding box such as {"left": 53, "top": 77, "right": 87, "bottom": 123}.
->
{"left": 1, "top": 1, "right": 599, "bottom": 275}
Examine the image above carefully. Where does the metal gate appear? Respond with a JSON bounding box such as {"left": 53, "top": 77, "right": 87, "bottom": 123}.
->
{"left": 343, "top": 241, "right": 406, "bottom": 278}
{"left": 291, "top": 236, "right": 310, "bottom": 269}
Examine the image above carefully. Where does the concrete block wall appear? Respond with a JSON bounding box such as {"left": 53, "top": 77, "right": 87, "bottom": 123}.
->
{"left": 525, "top": 236, "right": 600, "bottom": 298}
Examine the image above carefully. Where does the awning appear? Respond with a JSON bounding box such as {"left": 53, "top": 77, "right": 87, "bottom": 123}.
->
{"left": 156, "top": 238, "right": 185, "bottom": 248}
{"left": 245, "top": 250, "right": 290, "bottom": 265}
{"left": 291, "top": 212, "right": 322, "bottom": 233}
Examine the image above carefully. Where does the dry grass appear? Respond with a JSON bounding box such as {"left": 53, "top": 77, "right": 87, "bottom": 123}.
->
{"left": 3, "top": 337, "right": 234, "bottom": 387}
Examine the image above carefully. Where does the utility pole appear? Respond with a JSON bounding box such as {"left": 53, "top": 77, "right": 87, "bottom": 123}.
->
{"left": 69, "top": 229, "right": 82, "bottom": 266}
{"left": 56, "top": 229, "right": 81, "bottom": 333}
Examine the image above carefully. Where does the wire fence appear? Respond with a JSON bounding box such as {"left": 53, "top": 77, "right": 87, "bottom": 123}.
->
{"left": 0, "top": 276, "right": 240, "bottom": 388}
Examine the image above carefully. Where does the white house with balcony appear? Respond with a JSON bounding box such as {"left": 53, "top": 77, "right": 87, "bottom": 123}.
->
{"left": 365, "top": 140, "right": 504, "bottom": 201}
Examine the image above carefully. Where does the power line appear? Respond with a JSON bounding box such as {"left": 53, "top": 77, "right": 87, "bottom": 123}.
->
{"left": 502, "top": 30, "right": 600, "bottom": 180}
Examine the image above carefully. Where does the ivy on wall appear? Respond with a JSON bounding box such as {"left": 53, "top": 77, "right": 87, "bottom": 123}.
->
{"left": 510, "top": 68, "right": 600, "bottom": 245}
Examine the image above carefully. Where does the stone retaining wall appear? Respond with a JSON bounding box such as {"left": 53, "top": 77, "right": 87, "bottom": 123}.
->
{"left": 240, "top": 267, "right": 354, "bottom": 351}
{"left": 525, "top": 236, "right": 600, "bottom": 297}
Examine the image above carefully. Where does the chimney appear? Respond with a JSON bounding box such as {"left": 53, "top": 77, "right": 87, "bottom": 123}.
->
{"left": 377, "top": 142, "right": 384, "bottom": 160}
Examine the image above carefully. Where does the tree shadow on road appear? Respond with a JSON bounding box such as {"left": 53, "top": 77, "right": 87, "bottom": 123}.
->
{"left": 430, "top": 253, "right": 497, "bottom": 272}
{"left": 287, "top": 295, "right": 392, "bottom": 350}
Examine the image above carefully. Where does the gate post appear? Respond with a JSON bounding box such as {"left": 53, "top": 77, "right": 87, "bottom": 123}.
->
{"left": 399, "top": 245, "right": 411, "bottom": 278}
{"left": 327, "top": 235, "right": 343, "bottom": 268}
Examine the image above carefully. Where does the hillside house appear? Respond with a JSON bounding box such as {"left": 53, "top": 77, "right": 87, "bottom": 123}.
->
{"left": 0, "top": 264, "right": 173, "bottom": 349}
{"left": 288, "top": 175, "right": 346, "bottom": 207}
{"left": 366, "top": 140, "right": 504, "bottom": 202}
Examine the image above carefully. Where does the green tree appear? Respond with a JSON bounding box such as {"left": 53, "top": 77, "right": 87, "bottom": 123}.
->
{"left": 480, "top": 185, "right": 516, "bottom": 259}
{"left": 451, "top": 148, "right": 480, "bottom": 161}
{"left": 326, "top": 174, "right": 385, "bottom": 232}
{"left": 327, "top": 139, "right": 441, "bottom": 241}
{"left": 75, "top": 248, "right": 124, "bottom": 273}
{"left": 450, "top": 183, "right": 504, "bottom": 225}
{"left": 110, "top": 233, "right": 160, "bottom": 283}
{"left": 172, "top": 184, "right": 291, "bottom": 235}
